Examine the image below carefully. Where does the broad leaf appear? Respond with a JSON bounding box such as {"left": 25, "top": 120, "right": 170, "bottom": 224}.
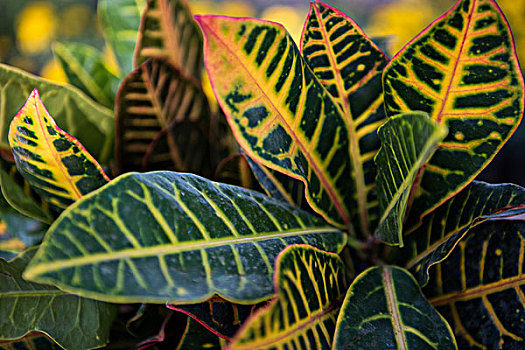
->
{"left": 115, "top": 58, "right": 212, "bottom": 176}
{"left": 133, "top": 0, "right": 203, "bottom": 79}
{"left": 8, "top": 89, "right": 110, "bottom": 212}
{"left": 0, "top": 332, "right": 61, "bottom": 350}
{"left": 0, "top": 248, "right": 117, "bottom": 350}
{"left": 424, "top": 220, "right": 525, "bottom": 349}
{"left": 196, "top": 15, "right": 356, "bottom": 231}
{"left": 399, "top": 181, "right": 525, "bottom": 286}
{"left": 301, "top": 0, "right": 389, "bottom": 234}
{"left": 53, "top": 42, "right": 120, "bottom": 108}
{"left": 333, "top": 265, "right": 457, "bottom": 349}
{"left": 383, "top": 0, "right": 524, "bottom": 220}
{"left": 23, "top": 171, "right": 346, "bottom": 303}
{"left": 98, "top": 0, "right": 146, "bottom": 76}
{"left": 375, "top": 112, "right": 448, "bottom": 246}
{"left": 177, "top": 318, "right": 225, "bottom": 350}
{"left": 0, "top": 64, "right": 114, "bottom": 162}
{"left": 229, "top": 245, "right": 348, "bottom": 350}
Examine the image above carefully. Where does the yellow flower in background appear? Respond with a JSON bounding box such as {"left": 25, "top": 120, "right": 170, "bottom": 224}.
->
{"left": 58, "top": 4, "right": 92, "bottom": 38}
{"left": 16, "top": 2, "right": 57, "bottom": 55}
{"left": 40, "top": 58, "right": 68, "bottom": 84}
{"left": 261, "top": 5, "right": 306, "bottom": 44}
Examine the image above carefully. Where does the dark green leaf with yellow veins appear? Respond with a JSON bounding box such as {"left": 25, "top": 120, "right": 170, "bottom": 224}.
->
{"left": 399, "top": 181, "right": 525, "bottom": 286}
{"left": 230, "top": 245, "right": 348, "bottom": 350}
{"left": 333, "top": 265, "right": 457, "bottom": 349}
{"left": 196, "top": 15, "right": 356, "bottom": 231}
{"left": 424, "top": 220, "right": 525, "bottom": 349}
{"left": 23, "top": 171, "right": 346, "bottom": 304}
{"left": 8, "top": 89, "right": 110, "bottom": 212}
{"left": 383, "top": 0, "right": 524, "bottom": 222}
{"left": 375, "top": 112, "right": 448, "bottom": 246}
{"left": 301, "top": 1, "right": 389, "bottom": 234}
{"left": 0, "top": 332, "right": 62, "bottom": 350}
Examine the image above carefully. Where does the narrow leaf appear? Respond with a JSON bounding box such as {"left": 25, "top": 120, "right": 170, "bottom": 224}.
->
{"left": 196, "top": 15, "right": 355, "bottom": 230}
{"left": 133, "top": 0, "right": 203, "bottom": 79}
{"left": 8, "top": 89, "right": 110, "bottom": 212}
{"left": 229, "top": 244, "right": 347, "bottom": 349}
{"left": 383, "top": 0, "right": 524, "bottom": 220}
{"left": 333, "top": 266, "right": 457, "bottom": 349}
{"left": 0, "top": 64, "right": 114, "bottom": 162}
{"left": 424, "top": 220, "right": 525, "bottom": 349}
{"left": 0, "top": 248, "right": 117, "bottom": 350}
{"left": 23, "top": 171, "right": 346, "bottom": 303}
{"left": 53, "top": 42, "right": 120, "bottom": 108}
{"left": 400, "top": 181, "right": 525, "bottom": 286}
{"left": 375, "top": 112, "right": 448, "bottom": 246}
{"left": 301, "top": 1, "right": 389, "bottom": 233}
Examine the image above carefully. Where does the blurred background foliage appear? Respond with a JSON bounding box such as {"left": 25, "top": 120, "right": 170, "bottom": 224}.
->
{"left": 0, "top": 0, "right": 524, "bottom": 183}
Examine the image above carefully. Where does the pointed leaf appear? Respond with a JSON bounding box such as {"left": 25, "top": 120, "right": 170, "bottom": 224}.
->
{"left": 8, "top": 89, "right": 110, "bottom": 212}
{"left": 229, "top": 245, "right": 347, "bottom": 350}
{"left": 53, "top": 42, "right": 120, "bottom": 108}
{"left": 333, "top": 265, "right": 457, "bottom": 349}
{"left": 0, "top": 332, "right": 61, "bottom": 350}
{"left": 383, "top": 0, "right": 525, "bottom": 220}
{"left": 23, "top": 171, "right": 346, "bottom": 303}
{"left": 0, "top": 248, "right": 117, "bottom": 350}
{"left": 115, "top": 58, "right": 212, "bottom": 175}
{"left": 177, "top": 318, "right": 225, "bottom": 350}
{"left": 196, "top": 15, "right": 356, "bottom": 231}
{"left": 301, "top": 1, "right": 389, "bottom": 233}
{"left": 133, "top": 0, "right": 203, "bottom": 79}
{"left": 0, "top": 64, "right": 114, "bottom": 162}
{"left": 399, "top": 181, "right": 525, "bottom": 286}
{"left": 375, "top": 112, "right": 448, "bottom": 246}
{"left": 424, "top": 220, "right": 525, "bottom": 349}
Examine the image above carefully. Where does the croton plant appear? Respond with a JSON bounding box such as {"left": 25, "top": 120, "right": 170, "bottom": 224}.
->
{"left": 0, "top": 0, "right": 524, "bottom": 348}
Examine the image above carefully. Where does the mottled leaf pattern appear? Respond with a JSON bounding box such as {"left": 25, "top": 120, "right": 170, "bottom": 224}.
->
{"left": 301, "top": 1, "right": 389, "bottom": 233}
{"left": 197, "top": 15, "right": 356, "bottom": 231}
{"left": 375, "top": 112, "right": 448, "bottom": 246}
{"left": 230, "top": 245, "right": 348, "bottom": 350}
{"left": 400, "top": 181, "right": 525, "bottom": 286}
{"left": 333, "top": 266, "right": 457, "bottom": 349}
{"left": 383, "top": 0, "right": 524, "bottom": 220}
{"left": 8, "top": 89, "right": 110, "bottom": 212}
{"left": 424, "top": 220, "right": 525, "bottom": 349}
{"left": 115, "top": 58, "right": 212, "bottom": 175}
{"left": 24, "top": 171, "right": 346, "bottom": 303}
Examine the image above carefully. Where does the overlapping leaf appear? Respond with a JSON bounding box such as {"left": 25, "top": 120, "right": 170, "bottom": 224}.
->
{"left": 424, "top": 220, "right": 525, "bottom": 349}
{"left": 197, "top": 15, "right": 356, "bottom": 231}
{"left": 383, "top": 0, "right": 524, "bottom": 221}
{"left": 333, "top": 265, "right": 457, "bottom": 349}
{"left": 53, "top": 42, "right": 120, "bottom": 108}
{"left": 301, "top": 1, "right": 389, "bottom": 234}
{"left": 133, "top": 0, "right": 203, "bottom": 79}
{"left": 0, "top": 332, "right": 61, "bottom": 350}
{"left": 229, "top": 245, "right": 347, "bottom": 350}
{"left": 115, "top": 58, "right": 212, "bottom": 175}
{"left": 375, "top": 112, "right": 448, "bottom": 246}
{"left": 0, "top": 64, "right": 114, "bottom": 162}
{"left": 8, "top": 89, "right": 110, "bottom": 212}
{"left": 0, "top": 249, "right": 117, "bottom": 350}
{"left": 398, "top": 181, "right": 525, "bottom": 286}
{"left": 24, "top": 171, "right": 346, "bottom": 303}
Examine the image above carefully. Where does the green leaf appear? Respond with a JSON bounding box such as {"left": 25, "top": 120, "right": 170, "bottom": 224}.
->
{"left": 115, "top": 58, "right": 212, "bottom": 176}
{"left": 399, "top": 181, "right": 525, "bottom": 286}
{"left": 301, "top": 0, "right": 389, "bottom": 234}
{"left": 0, "top": 63, "right": 114, "bottom": 163}
{"left": 53, "top": 42, "right": 120, "bottom": 109}
{"left": 0, "top": 195, "right": 47, "bottom": 249}
{"left": 8, "top": 89, "right": 110, "bottom": 212}
{"left": 196, "top": 15, "right": 356, "bottom": 231}
{"left": 229, "top": 245, "right": 348, "bottom": 350}
{"left": 133, "top": 0, "right": 203, "bottom": 79}
{"left": 374, "top": 112, "right": 448, "bottom": 246}
{"left": 177, "top": 318, "right": 225, "bottom": 350}
{"left": 424, "top": 220, "right": 525, "bottom": 349}
{"left": 0, "top": 248, "right": 117, "bottom": 350}
{"left": 23, "top": 171, "right": 346, "bottom": 304}
{"left": 0, "top": 332, "right": 61, "bottom": 350}
{"left": 98, "top": 0, "right": 146, "bottom": 76}
{"left": 383, "top": 0, "right": 524, "bottom": 221}
{"left": 333, "top": 265, "right": 457, "bottom": 349}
